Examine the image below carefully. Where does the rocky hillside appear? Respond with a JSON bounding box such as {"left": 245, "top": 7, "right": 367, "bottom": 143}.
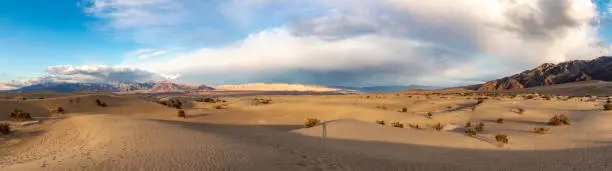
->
{"left": 2, "top": 81, "right": 215, "bottom": 93}
{"left": 477, "top": 56, "right": 612, "bottom": 91}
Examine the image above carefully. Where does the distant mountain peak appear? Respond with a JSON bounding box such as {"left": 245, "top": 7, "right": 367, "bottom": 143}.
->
{"left": 476, "top": 56, "right": 612, "bottom": 91}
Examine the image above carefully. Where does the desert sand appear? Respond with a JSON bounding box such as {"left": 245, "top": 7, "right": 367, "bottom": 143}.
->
{"left": 2, "top": 92, "right": 612, "bottom": 170}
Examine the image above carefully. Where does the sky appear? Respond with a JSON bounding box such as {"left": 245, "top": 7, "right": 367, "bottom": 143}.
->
{"left": 1, "top": 0, "right": 612, "bottom": 88}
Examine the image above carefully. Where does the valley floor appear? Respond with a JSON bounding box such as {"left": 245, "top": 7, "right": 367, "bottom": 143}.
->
{"left": 1, "top": 93, "right": 612, "bottom": 170}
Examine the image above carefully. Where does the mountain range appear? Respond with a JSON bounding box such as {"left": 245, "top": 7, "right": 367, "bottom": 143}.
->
{"left": 472, "top": 56, "right": 612, "bottom": 91}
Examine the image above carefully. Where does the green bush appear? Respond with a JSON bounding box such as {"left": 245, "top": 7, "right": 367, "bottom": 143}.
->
{"left": 305, "top": 118, "right": 320, "bottom": 128}
{"left": 0, "top": 123, "right": 10, "bottom": 135}
{"left": 391, "top": 121, "right": 404, "bottom": 128}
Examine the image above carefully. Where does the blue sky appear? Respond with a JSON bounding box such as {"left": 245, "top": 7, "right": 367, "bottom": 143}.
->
{"left": 1, "top": 0, "right": 612, "bottom": 87}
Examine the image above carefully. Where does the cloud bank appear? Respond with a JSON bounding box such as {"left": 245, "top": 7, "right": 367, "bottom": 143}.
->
{"left": 78, "top": 0, "right": 612, "bottom": 86}
{"left": 2, "top": 65, "right": 169, "bottom": 88}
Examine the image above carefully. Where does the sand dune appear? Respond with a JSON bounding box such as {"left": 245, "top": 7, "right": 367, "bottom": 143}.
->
{"left": 2, "top": 93, "right": 612, "bottom": 170}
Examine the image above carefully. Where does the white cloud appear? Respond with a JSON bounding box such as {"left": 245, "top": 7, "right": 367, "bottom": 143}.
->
{"left": 87, "top": 0, "right": 611, "bottom": 86}
{"left": 2, "top": 65, "right": 172, "bottom": 88}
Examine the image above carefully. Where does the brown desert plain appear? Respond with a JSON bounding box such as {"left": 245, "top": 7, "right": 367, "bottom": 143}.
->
{"left": 1, "top": 90, "right": 612, "bottom": 170}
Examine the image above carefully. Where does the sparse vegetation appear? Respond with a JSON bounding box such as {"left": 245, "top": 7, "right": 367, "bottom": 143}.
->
{"left": 516, "top": 108, "right": 525, "bottom": 114}
{"left": 196, "top": 97, "right": 224, "bottom": 103}
{"left": 214, "top": 104, "right": 228, "bottom": 110}
{"left": 50, "top": 107, "right": 65, "bottom": 115}
{"left": 305, "top": 118, "right": 320, "bottom": 128}
{"left": 9, "top": 109, "right": 32, "bottom": 121}
{"left": 496, "top": 118, "right": 504, "bottom": 124}
{"left": 391, "top": 121, "right": 404, "bottom": 128}
{"left": 495, "top": 134, "right": 509, "bottom": 144}
{"left": 465, "top": 122, "right": 472, "bottom": 128}
{"left": 95, "top": 99, "right": 107, "bottom": 107}
{"left": 177, "top": 110, "right": 186, "bottom": 118}
{"left": 433, "top": 122, "right": 443, "bottom": 131}
{"left": 604, "top": 102, "right": 612, "bottom": 111}
{"left": 252, "top": 98, "right": 272, "bottom": 105}
{"left": 548, "top": 114, "right": 570, "bottom": 126}
{"left": 0, "top": 123, "right": 10, "bottom": 135}
{"left": 534, "top": 127, "right": 550, "bottom": 134}
{"left": 399, "top": 107, "right": 408, "bottom": 113}
{"left": 464, "top": 128, "right": 476, "bottom": 137}
{"left": 409, "top": 124, "right": 421, "bottom": 129}
{"left": 376, "top": 105, "right": 387, "bottom": 110}
{"left": 475, "top": 122, "right": 485, "bottom": 132}
{"left": 426, "top": 112, "right": 433, "bottom": 119}
{"left": 158, "top": 99, "right": 181, "bottom": 109}
{"left": 376, "top": 120, "right": 385, "bottom": 125}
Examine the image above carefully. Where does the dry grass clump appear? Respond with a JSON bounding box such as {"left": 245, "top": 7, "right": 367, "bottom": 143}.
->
{"left": 0, "top": 123, "right": 10, "bottom": 135}
{"left": 534, "top": 127, "right": 550, "bottom": 134}
{"left": 50, "top": 107, "right": 65, "bottom": 115}
{"left": 465, "top": 122, "right": 472, "bottom": 128}
{"left": 214, "top": 104, "right": 228, "bottom": 110}
{"left": 496, "top": 118, "right": 504, "bottom": 124}
{"left": 495, "top": 134, "right": 509, "bottom": 144}
{"left": 426, "top": 112, "right": 433, "bottom": 119}
{"left": 475, "top": 122, "right": 485, "bottom": 132}
{"left": 464, "top": 128, "right": 476, "bottom": 137}
{"left": 391, "top": 121, "right": 404, "bottom": 128}
{"left": 196, "top": 97, "right": 225, "bottom": 103}
{"left": 548, "top": 114, "right": 570, "bottom": 126}
{"left": 516, "top": 108, "right": 525, "bottom": 114}
{"left": 375, "top": 120, "right": 385, "bottom": 125}
{"left": 158, "top": 99, "right": 182, "bottom": 109}
{"left": 9, "top": 109, "right": 32, "bottom": 121}
{"left": 177, "top": 110, "right": 186, "bottom": 118}
{"left": 408, "top": 124, "right": 421, "bottom": 129}
{"left": 376, "top": 105, "right": 387, "bottom": 110}
{"left": 433, "top": 122, "right": 443, "bottom": 131}
{"left": 398, "top": 107, "right": 408, "bottom": 113}
{"left": 305, "top": 118, "right": 320, "bottom": 128}
{"left": 252, "top": 98, "right": 272, "bottom": 105}
{"left": 604, "top": 102, "right": 612, "bottom": 111}
{"left": 95, "top": 99, "right": 107, "bottom": 107}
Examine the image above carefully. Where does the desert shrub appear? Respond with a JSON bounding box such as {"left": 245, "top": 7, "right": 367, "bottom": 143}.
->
{"left": 471, "top": 106, "right": 477, "bottom": 111}
{"left": 409, "top": 124, "right": 421, "bottom": 129}
{"left": 252, "top": 98, "right": 272, "bottom": 105}
{"left": 9, "top": 109, "right": 32, "bottom": 121}
{"left": 376, "top": 105, "right": 387, "bottom": 110}
{"left": 475, "top": 122, "right": 485, "bottom": 132}
{"left": 549, "top": 114, "right": 570, "bottom": 126}
{"left": 390, "top": 121, "right": 404, "bottom": 128}
{"left": 399, "top": 107, "right": 408, "bottom": 113}
{"left": 604, "top": 103, "right": 612, "bottom": 111}
{"left": 534, "top": 127, "right": 550, "bottom": 134}
{"left": 495, "top": 134, "right": 509, "bottom": 144}
{"left": 214, "top": 104, "right": 228, "bottom": 110}
{"left": 433, "top": 122, "right": 443, "bottom": 131}
{"left": 465, "top": 122, "right": 472, "bottom": 128}
{"left": 305, "top": 118, "right": 320, "bottom": 128}
{"left": 426, "top": 112, "right": 433, "bottom": 119}
{"left": 496, "top": 118, "right": 504, "bottom": 124}
{"left": 0, "top": 123, "right": 10, "bottom": 135}
{"left": 376, "top": 120, "right": 385, "bottom": 125}
{"left": 516, "top": 108, "right": 525, "bottom": 114}
{"left": 50, "top": 107, "right": 65, "bottom": 115}
{"left": 196, "top": 97, "right": 224, "bottom": 103}
{"left": 177, "top": 110, "right": 186, "bottom": 118}
{"left": 464, "top": 128, "right": 476, "bottom": 137}
{"left": 95, "top": 99, "right": 107, "bottom": 107}
{"left": 524, "top": 95, "right": 535, "bottom": 100}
